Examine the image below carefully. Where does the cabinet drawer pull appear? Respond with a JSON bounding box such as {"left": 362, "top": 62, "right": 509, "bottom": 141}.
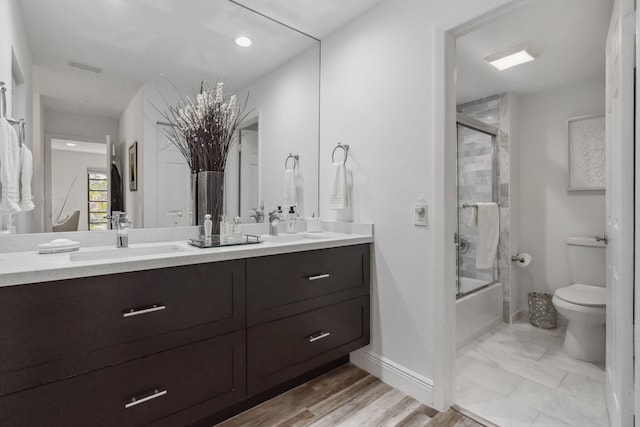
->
{"left": 309, "top": 331, "right": 331, "bottom": 342}
{"left": 307, "top": 274, "right": 330, "bottom": 281}
{"left": 124, "top": 389, "right": 167, "bottom": 409}
{"left": 123, "top": 304, "right": 166, "bottom": 318}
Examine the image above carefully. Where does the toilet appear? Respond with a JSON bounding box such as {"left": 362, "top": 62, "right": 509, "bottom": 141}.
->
{"left": 552, "top": 236, "right": 607, "bottom": 363}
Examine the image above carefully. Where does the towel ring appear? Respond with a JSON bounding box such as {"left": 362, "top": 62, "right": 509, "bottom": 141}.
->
{"left": 332, "top": 143, "right": 350, "bottom": 164}
{"left": 285, "top": 153, "right": 299, "bottom": 170}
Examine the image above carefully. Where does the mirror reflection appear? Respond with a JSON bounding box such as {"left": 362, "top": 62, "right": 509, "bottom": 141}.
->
{"left": 0, "top": 0, "right": 320, "bottom": 234}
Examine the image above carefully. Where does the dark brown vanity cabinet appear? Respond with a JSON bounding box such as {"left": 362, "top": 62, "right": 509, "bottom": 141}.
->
{"left": 246, "top": 244, "right": 371, "bottom": 396}
{"left": 0, "top": 260, "right": 246, "bottom": 396}
{"left": 0, "top": 244, "right": 370, "bottom": 426}
{"left": 0, "top": 331, "right": 246, "bottom": 427}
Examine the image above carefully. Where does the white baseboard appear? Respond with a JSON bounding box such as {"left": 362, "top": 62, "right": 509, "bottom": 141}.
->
{"left": 350, "top": 348, "right": 434, "bottom": 406}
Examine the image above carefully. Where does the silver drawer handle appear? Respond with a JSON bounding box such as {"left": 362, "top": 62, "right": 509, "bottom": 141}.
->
{"left": 124, "top": 389, "right": 167, "bottom": 409}
{"left": 123, "top": 304, "right": 166, "bottom": 318}
{"left": 309, "top": 331, "right": 331, "bottom": 342}
{"left": 308, "top": 274, "right": 330, "bottom": 281}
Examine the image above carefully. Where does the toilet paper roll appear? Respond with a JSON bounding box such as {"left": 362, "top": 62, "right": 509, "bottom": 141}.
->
{"left": 513, "top": 253, "right": 532, "bottom": 267}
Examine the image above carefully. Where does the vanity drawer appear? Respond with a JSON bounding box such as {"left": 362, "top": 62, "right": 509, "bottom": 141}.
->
{"left": 0, "top": 260, "right": 245, "bottom": 394}
{"left": 247, "top": 244, "right": 370, "bottom": 324}
{"left": 247, "top": 296, "right": 369, "bottom": 395}
{"left": 0, "top": 330, "right": 246, "bottom": 427}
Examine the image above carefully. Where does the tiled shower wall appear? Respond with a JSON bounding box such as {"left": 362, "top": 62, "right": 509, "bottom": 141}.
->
{"left": 457, "top": 125, "right": 495, "bottom": 283}
{"left": 458, "top": 94, "right": 513, "bottom": 323}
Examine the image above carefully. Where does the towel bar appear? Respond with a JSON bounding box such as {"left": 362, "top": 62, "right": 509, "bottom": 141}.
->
{"left": 461, "top": 202, "right": 500, "bottom": 209}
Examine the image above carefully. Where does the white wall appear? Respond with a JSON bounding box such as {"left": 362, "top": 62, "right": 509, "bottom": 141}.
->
{"left": 0, "top": 0, "right": 33, "bottom": 233}
{"left": 51, "top": 149, "right": 107, "bottom": 231}
{"left": 319, "top": 0, "right": 512, "bottom": 405}
{"left": 518, "top": 79, "right": 605, "bottom": 308}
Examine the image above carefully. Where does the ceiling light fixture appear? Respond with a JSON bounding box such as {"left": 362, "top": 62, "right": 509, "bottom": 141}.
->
{"left": 485, "top": 48, "right": 536, "bottom": 71}
{"left": 235, "top": 36, "right": 252, "bottom": 47}
{"left": 68, "top": 61, "right": 102, "bottom": 74}
{"left": 66, "top": 142, "right": 77, "bottom": 147}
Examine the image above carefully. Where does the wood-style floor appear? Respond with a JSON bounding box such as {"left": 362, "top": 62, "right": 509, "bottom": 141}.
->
{"left": 215, "top": 364, "right": 485, "bottom": 427}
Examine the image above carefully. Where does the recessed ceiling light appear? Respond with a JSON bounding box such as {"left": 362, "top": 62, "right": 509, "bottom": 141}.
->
{"left": 66, "top": 143, "right": 77, "bottom": 147}
{"left": 485, "top": 49, "right": 536, "bottom": 71}
{"left": 235, "top": 36, "right": 252, "bottom": 47}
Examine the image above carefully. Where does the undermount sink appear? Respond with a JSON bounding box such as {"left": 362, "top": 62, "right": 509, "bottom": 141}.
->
{"left": 70, "top": 245, "right": 189, "bottom": 262}
{"left": 260, "top": 234, "right": 307, "bottom": 243}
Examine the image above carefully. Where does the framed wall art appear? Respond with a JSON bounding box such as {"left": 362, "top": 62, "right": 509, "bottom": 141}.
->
{"left": 568, "top": 114, "right": 605, "bottom": 191}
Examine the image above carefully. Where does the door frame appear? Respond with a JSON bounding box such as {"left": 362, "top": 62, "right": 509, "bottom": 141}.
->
{"left": 634, "top": 4, "right": 640, "bottom": 423}
{"left": 432, "top": 2, "right": 639, "bottom": 416}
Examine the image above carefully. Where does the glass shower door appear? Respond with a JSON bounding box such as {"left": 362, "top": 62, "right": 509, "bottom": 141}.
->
{"left": 456, "top": 120, "right": 498, "bottom": 297}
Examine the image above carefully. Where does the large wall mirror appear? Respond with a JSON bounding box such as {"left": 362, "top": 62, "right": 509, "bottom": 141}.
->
{"left": 1, "top": 0, "right": 320, "bottom": 234}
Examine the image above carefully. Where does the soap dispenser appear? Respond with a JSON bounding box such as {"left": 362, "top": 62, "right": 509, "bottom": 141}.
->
{"left": 204, "top": 214, "right": 213, "bottom": 246}
{"left": 286, "top": 206, "right": 297, "bottom": 234}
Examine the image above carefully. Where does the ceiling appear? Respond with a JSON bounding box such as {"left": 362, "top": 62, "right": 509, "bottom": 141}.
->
{"left": 456, "top": 0, "right": 613, "bottom": 104}
{"left": 231, "top": 0, "right": 385, "bottom": 39}
{"left": 19, "top": 0, "right": 382, "bottom": 118}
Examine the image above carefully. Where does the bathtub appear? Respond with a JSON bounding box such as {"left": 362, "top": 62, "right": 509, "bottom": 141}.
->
{"left": 458, "top": 276, "right": 491, "bottom": 295}
{"left": 456, "top": 281, "right": 503, "bottom": 349}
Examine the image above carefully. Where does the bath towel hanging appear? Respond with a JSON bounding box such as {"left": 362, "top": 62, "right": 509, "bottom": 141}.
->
{"left": 283, "top": 153, "right": 298, "bottom": 207}
{"left": 0, "top": 117, "right": 22, "bottom": 213}
{"left": 329, "top": 161, "right": 348, "bottom": 210}
{"left": 19, "top": 144, "right": 34, "bottom": 211}
{"left": 471, "top": 202, "right": 499, "bottom": 269}
{"left": 329, "top": 143, "right": 350, "bottom": 212}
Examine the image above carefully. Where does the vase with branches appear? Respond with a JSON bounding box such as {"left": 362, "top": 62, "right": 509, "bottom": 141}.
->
{"left": 158, "top": 81, "right": 250, "bottom": 232}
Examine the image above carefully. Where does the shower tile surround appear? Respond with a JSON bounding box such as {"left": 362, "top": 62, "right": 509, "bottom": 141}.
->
{"left": 458, "top": 94, "right": 514, "bottom": 323}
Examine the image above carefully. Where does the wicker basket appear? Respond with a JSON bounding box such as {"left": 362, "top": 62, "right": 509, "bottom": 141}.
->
{"left": 528, "top": 292, "right": 557, "bottom": 329}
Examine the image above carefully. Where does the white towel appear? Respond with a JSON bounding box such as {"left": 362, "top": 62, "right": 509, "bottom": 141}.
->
{"left": 294, "top": 164, "right": 304, "bottom": 216}
{"left": 329, "top": 162, "right": 348, "bottom": 210}
{"left": 19, "top": 144, "right": 34, "bottom": 211}
{"left": 283, "top": 169, "right": 296, "bottom": 207}
{"left": 470, "top": 202, "right": 499, "bottom": 269}
{"left": 0, "top": 118, "right": 22, "bottom": 214}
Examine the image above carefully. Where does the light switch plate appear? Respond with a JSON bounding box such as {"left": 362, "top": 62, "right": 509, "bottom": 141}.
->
{"left": 414, "top": 203, "right": 428, "bottom": 227}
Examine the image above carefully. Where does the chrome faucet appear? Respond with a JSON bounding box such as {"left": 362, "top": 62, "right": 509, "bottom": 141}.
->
{"left": 268, "top": 210, "right": 279, "bottom": 236}
{"left": 250, "top": 208, "right": 265, "bottom": 223}
{"left": 110, "top": 212, "right": 132, "bottom": 248}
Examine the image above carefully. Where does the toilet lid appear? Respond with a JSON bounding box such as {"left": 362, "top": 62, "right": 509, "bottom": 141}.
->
{"left": 555, "top": 284, "right": 606, "bottom": 307}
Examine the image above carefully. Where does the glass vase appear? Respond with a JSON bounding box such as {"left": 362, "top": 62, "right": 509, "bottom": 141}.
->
{"left": 191, "top": 171, "right": 224, "bottom": 234}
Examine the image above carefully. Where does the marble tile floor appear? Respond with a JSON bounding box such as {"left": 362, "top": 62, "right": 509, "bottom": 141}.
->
{"left": 455, "top": 320, "right": 609, "bottom": 427}
{"left": 216, "top": 364, "right": 484, "bottom": 427}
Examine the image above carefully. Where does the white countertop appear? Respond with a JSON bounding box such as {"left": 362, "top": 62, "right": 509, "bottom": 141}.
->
{"left": 0, "top": 232, "right": 373, "bottom": 287}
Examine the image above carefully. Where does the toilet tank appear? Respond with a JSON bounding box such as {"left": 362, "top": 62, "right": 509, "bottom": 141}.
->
{"left": 566, "top": 237, "right": 606, "bottom": 287}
